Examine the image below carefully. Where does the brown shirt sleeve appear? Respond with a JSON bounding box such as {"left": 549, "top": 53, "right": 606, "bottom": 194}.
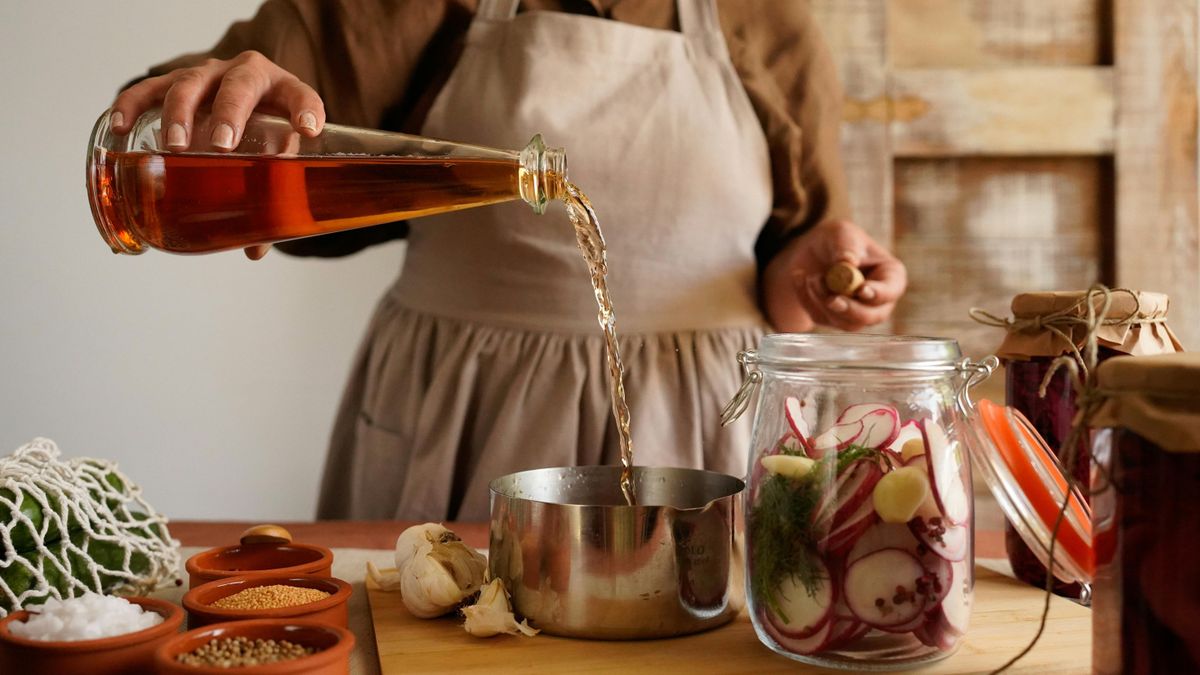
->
{"left": 715, "top": 0, "right": 852, "bottom": 270}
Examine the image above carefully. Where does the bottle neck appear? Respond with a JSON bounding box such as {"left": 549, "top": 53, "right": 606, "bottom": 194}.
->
{"left": 518, "top": 134, "right": 567, "bottom": 214}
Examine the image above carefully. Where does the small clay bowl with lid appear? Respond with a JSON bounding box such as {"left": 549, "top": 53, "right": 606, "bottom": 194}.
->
{"left": 182, "top": 575, "right": 351, "bottom": 629}
{"left": 0, "top": 596, "right": 183, "bottom": 675}
{"left": 155, "top": 618, "right": 354, "bottom": 675}
{"left": 186, "top": 525, "right": 333, "bottom": 588}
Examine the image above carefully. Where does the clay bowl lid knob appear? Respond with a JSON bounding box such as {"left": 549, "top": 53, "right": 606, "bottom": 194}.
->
{"left": 239, "top": 524, "right": 293, "bottom": 546}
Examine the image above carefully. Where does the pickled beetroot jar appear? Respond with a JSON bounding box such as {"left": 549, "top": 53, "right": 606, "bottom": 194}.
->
{"left": 985, "top": 291, "right": 1180, "bottom": 600}
{"left": 724, "top": 334, "right": 1089, "bottom": 670}
{"left": 1091, "top": 353, "right": 1200, "bottom": 675}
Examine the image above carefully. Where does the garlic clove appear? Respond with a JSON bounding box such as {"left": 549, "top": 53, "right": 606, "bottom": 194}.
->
{"left": 463, "top": 578, "right": 539, "bottom": 638}
{"left": 366, "top": 560, "right": 404, "bottom": 591}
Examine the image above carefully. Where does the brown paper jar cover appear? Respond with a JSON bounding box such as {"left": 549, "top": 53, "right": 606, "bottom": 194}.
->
{"left": 1092, "top": 352, "right": 1200, "bottom": 452}
{"left": 995, "top": 290, "right": 1182, "bottom": 361}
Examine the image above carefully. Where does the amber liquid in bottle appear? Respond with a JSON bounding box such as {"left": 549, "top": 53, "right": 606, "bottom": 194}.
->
{"left": 92, "top": 151, "right": 520, "bottom": 253}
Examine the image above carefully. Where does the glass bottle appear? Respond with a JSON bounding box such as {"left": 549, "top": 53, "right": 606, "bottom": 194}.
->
{"left": 1090, "top": 353, "right": 1200, "bottom": 675}
{"left": 86, "top": 108, "right": 566, "bottom": 255}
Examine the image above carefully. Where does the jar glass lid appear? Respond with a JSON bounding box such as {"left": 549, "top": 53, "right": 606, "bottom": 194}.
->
{"left": 967, "top": 399, "right": 1093, "bottom": 584}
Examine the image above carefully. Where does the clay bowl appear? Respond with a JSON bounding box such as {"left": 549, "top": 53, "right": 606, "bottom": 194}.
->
{"left": 155, "top": 618, "right": 354, "bottom": 675}
{"left": 186, "top": 543, "right": 333, "bottom": 588}
{"left": 182, "top": 575, "right": 351, "bottom": 629}
{"left": 0, "top": 596, "right": 184, "bottom": 675}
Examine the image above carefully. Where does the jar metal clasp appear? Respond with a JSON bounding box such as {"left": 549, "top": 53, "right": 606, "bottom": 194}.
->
{"left": 720, "top": 350, "right": 761, "bottom": 426}
{"left": 955, "top": 355, "right": 999, "bottom": 414}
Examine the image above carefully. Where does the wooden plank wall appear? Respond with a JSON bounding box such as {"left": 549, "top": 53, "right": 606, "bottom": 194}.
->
{"left": 1115, "top": 0, "right": 1200, "bottom": 349}
{"left": 812, "top": 0, "right": 1198, "bottom": 376}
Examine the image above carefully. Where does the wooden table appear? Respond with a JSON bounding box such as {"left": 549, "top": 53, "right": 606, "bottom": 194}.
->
{"left": 171, "top": 519, "right": 1005, "bottom": 557}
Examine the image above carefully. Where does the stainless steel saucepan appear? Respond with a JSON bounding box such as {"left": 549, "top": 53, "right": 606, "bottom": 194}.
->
{"left": 489, "top": 465, "right": 744, "bottom": 639}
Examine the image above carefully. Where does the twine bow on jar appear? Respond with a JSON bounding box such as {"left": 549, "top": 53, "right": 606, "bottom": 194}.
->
{"left": 968, "top": 286, "right": 1157, "bottom": 380}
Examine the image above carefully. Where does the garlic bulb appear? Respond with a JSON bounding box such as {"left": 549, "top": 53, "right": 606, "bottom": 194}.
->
{"left": 463, "top": 578, "right": 538, "bottom": 637}
{"left": 368, "top": 523, "right": 487, "bottom": 619}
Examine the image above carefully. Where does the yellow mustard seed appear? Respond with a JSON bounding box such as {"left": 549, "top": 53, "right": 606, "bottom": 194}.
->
{"left": 210, "top": 584, "right": 331, "bottom": 610}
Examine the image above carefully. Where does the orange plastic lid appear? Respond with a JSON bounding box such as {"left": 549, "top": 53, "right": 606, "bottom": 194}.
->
{"left": 970, "top": 399, "right": 1093, "bottom": 584}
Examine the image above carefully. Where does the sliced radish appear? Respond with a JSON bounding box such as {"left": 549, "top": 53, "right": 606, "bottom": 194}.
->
{"left": 847, "top": 521, "right": 921, "bottom": 564}
{"left": 936, "top": 560, "right": 972, "bottom": 635}
{"left": 823, "top": 619, "right": 867, "bottom": 651}
{"left": 826, "top": 508, "right": 877, "bottom": 555}
{"left": 920, "top": 419, "right": 970, "bottom": 525}
{"left": 815, "top": 460, "right": 883, "bottom": 525}
{"left": 909, "top": 516, "right": 968, "bottom": 562}
{"left": 856, "top": 409, "right": 901, "bottom": 449}
{"left": 842, "top": 548, "right": 927, "bottom": 629}
{"left": 917, "top": 617, "right": 959, "bottom": 651}
{"left": 784, "top": 397, "right": 815, "bottom": 453}
{"left": 762, "top": 612, "right": 835, "bottom": 655}
{"left": 811, "top": 419, "right": 864, "bottom": 456}
{"left": 766, "top": 558, "right": 835, "bottom": 638}
{"left": 889, "top": 421, "right": 926, "bottom": 460}
{"left": 917, "top": 551, "right": 953, "bottom": 608}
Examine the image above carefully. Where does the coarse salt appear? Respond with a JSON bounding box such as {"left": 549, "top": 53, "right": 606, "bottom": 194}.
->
{"left": 8, "top": 592, "right": 163, "bottom": 642}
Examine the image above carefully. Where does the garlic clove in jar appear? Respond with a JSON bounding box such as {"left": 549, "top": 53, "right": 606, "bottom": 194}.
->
{"left": 463, "top": 578, "right": 539, "bottom": 637}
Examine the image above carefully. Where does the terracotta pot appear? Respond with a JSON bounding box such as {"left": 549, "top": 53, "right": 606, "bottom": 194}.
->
{"left": 0, "top": 596, "right": 183, "bottom": 675}
{"left": 182, "top": 575, "right": 351, "bottom": 629}
{"left": 186, "top": 543, "right": 333, "bottom": 588}
{"left": 154, "top": 618, "right": 354, "bottom": 674}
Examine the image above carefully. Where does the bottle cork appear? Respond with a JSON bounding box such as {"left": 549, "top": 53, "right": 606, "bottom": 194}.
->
{"left": 825, "top": 261, "right": 865, "bottom": 297}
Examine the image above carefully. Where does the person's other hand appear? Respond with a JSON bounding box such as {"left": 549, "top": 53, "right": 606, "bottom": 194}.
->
{"left": 762, "top": 220, "right": 907, "bottom": 332}
{"left": 111, "top": 50, "right": 325, "bottom": 150}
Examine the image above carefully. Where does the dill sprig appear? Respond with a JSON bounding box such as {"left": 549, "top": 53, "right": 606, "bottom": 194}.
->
{"left": 749, "top": 444, "right": 884, "bottom": 622}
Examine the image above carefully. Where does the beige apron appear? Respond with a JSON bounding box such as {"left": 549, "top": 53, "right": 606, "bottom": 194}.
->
{"left": 317, "top": 0, "right": 772, "bottom": 521}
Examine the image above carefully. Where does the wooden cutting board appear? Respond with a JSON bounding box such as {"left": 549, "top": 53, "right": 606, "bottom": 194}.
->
{"left": 367, "top": 565, "right": 1090, "bottom": 674}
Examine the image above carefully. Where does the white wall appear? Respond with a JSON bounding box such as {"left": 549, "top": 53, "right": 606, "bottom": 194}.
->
{"left": 0, "top": 2, "right": 404, "bottom": 519}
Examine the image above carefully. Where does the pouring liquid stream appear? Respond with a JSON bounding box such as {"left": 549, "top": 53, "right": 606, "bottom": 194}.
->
{"left": 562, "top": 183, "right": 636, "bottom": 506}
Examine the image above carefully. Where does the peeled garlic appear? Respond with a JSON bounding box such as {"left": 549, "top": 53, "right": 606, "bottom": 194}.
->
{"left": 761, "top": 454, "right": 815, "bottom": 480}
{"left": 872, "top": 466, "right": 931, "bottom": 524}
{"left": 463, "top": 578, "right": 538, "bottom": 637}
{"left": 368, "top": 523, "right": 488, "bottom": 619}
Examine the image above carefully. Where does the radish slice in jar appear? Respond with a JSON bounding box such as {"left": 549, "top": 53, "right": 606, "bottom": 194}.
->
{"left": 889, "top": 421, "right": 926, "bottom": 461}
{"left": 842, "top": 548, "right": 927, "bottom": 629}
{"left": 761, "top": 612, "right": 835, "bottom": 655}
{"left": 846, "top": 521, "right": 922, "bottom": 564}
{"left": 920, "top": 419, "right": 970, "bottom": 525}
{"left": 784, "top": 397, "right": 815, "bottom": 453}
{"left": 811, "top": 419, "right": 864, "bottom": 456}
{"left": 823, "top": 618, "right": 868, "bottom": 651}
{"left": 857, "top": 410, "right": 901, "bottom": 450}
{"left": 766, "top": 559, "right": 835, "bottom": 638}
{"left": 936, "top": 560, "right": 972, "bottom": 635}
{"left": 814, "top": 459, "right": 882, "bottom": 526}
{"left": 910, "top": 516, "right": 968, "bottom": 562}
{"left": 917, "top": 550, "right": 954, "bottom": 607}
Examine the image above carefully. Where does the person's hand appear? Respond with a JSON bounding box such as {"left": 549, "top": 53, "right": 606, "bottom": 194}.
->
{"left": 762, "top": 220, "right": 907, "bottom": 332}
{"left": 111, "top": 50, "right": 325, "bottom": 149}
{"left": 111, "top": 51, "right": 326, "bottom": 261}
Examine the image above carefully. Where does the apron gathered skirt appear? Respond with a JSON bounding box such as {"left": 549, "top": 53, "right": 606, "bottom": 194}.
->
{"left": 317, "top": 0, "right": 774, "bottom": 521}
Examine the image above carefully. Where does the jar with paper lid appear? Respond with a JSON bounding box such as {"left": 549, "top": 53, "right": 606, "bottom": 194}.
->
{"left": 724, "top": 333, "right": 1091, "bottom": 669}
{"left": 1090, "top": 353, "right": 1200, "bottom": 675}
{"left": 975, "top": 290, "right": 1181, "bottom": 600}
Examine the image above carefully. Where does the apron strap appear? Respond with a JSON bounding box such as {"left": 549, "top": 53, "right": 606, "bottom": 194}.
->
{"left": 677, "top": 0, "right": 735, "bottom": 61}
{"left": 476, "top": 0, "right": 519, "bottom": 21}
{"left": 677, "top": 0, "right": 721, "bottom": 38}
